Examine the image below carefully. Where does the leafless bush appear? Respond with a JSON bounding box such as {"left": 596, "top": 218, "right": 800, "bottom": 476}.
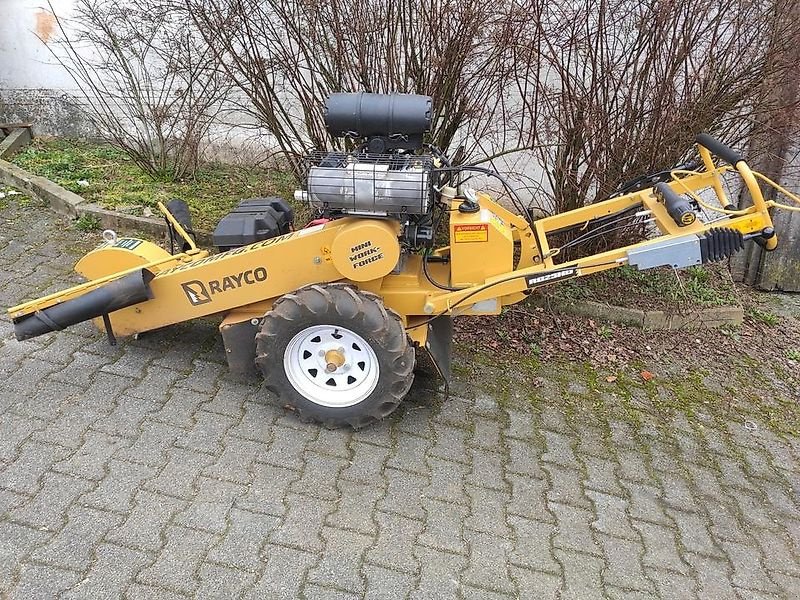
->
{"left": 44, "top": 0, "right": 231, "bottom": 180}
{"left": 514, "top": 0, "right": 800, "bottom": 216}
{"left": 184, "top": 0, "right": 523, "bottom": 176}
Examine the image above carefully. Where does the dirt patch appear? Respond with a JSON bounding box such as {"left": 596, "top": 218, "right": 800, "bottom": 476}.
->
{"left": 453, "top": 284, "right": 800, "bottom": 434}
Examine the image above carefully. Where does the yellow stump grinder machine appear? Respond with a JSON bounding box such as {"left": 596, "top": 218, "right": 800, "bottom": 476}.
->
{"left": 8, "top": 93, "right": 799, "bottom": 427}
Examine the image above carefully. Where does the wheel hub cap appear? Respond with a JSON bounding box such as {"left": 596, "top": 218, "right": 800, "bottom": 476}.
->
{"left": 283, "top": 324, "right": 380, "bottom": 408}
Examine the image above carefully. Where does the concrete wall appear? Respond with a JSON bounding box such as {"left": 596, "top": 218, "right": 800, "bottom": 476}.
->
{"left": 0, "top": 0, "right": 97, "bottom": 136}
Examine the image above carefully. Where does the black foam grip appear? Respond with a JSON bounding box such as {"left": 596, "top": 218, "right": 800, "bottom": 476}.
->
{"left": 696, "top": 133, "right": 743, "bottom": 165}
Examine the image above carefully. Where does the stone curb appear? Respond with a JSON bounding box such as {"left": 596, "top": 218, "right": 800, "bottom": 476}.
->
{"left": 0, "top": 126, "right": 32, "bottom": 159}
{"left": 538, "top": 298, "right": 743, "bottom": 330}
{"left": 0, "top": 158, "right": 213, "bottom": 246}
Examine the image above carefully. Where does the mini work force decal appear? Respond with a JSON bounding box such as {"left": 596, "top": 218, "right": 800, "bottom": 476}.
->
{"left": 181, "top": 267, "right": 268, "bottom": 306}
{"left": 348, "top": 240, "right": 384, "bottom": 269}
{"left": 453, "top": 223, "right": 488, "bottom": 243}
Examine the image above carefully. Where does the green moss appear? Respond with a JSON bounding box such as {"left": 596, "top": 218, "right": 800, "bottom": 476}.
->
{"left": 11, "top": 139, "right": 302, "bottom": 231}
{"left": 746, "top": 307, "right": 779, "bottom": 327}
{"left": 453, "top": 338, "right": 800, "bottom": 437}
{"left": 548, "top": 264, "right": 738, "bottom": 309}
{"left": 75, "top": 214, "right": 101, "bottom": 232}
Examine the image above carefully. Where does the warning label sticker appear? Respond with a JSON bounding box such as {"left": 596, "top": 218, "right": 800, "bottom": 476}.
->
{"left": 453, "top": 223, "right": 489, "bottom": 243}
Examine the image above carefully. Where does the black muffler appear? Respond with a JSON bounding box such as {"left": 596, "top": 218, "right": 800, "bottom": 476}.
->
{"left": 13, "top": 269, "right": 155, "bottom": 341}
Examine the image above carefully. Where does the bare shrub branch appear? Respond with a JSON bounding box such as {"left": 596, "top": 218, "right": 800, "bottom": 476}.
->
{"left": 44, "top": 0, "right": 232, "bottom": 180}
{"left": 184, "top": 0, "right": 523, "bottom": 176}
{"left": 514, "top": 0, "right": 800, "bottom": 216}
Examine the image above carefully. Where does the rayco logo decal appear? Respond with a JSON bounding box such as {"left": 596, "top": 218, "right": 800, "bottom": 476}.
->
{"left": 181, "top": 267, "right": 268, "bottom": 306}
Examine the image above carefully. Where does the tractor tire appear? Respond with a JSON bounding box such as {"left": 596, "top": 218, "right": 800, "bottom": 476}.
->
{"left": 255, "top": 284, "right": 415, "bottom": 428}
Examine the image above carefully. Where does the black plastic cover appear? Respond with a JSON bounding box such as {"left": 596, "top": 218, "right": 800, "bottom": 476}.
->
{"left": 697, "top": 228, "right": 744, "bottom": 263}
{"left": 14, "top": 269, "right": 154, "bottom": 341}
{"left": 212, "top": 197, "right": 294, "bottom": 251}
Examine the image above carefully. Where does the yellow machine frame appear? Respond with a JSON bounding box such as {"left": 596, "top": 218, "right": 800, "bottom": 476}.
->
{"left": 7, "top": 139, "right": 783, "bottom": 368}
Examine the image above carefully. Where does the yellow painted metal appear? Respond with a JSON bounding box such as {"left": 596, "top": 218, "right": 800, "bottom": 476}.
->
{"left": 75, "top": 218, "right": 400, "bottom": 337}
{"left": 76, "top": 238, "right": 175, "bottom": 279}
{"left": 7, "top": 148, "right": 782, "bottom": 352}
{"left": 157, "top": 201, "right": 197, "bottom": 251}
{"left": 449, "top": 200, "right": 514, "bottom": 286}
{"left": 698, "top": 146, "right": 733, "bottom": 209}
{"left": 330, "top": 220, "right": 401, "bottom": 281}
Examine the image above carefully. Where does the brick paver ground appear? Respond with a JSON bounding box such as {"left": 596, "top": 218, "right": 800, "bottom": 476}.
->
{"left": 1, "top": 198, "right": 799, "bottom": 599}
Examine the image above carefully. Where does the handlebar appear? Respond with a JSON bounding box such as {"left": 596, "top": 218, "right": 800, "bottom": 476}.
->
{"left": 695, "top": 133, "right": 743, "bottom": 165}
{"left": 694, "top": 133, "right": 777, "bottom": 250}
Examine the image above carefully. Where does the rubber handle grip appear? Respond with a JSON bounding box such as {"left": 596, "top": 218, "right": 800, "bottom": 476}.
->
{"left": 696, "top": 133, "right": 743, "bottom": 165}
{"left": 654, "top": 182, "right": 696, "bottom": 227}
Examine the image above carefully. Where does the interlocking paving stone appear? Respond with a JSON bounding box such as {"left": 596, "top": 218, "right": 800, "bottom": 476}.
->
{"left": 0, "top": 439, "right": 70, "bottom": 494}
{"left": 136, "top": 525, "right": 218, "bottom": 594}
{"left": 172, "top": 476, "right": 247, "bottom": 534}
{"left": 205, "top": 508, "right": 280, "bottom": 572}
{"left": 632, "top": 519, "right": 691, "bottom": 575}
{"left": 340, "top": 441, "right": 388, "bottom": 483}
{"left": 363, "top": 564, "right": 416, "bottom": 599}
{"left": 587, "top": 489, "right": 639, "bottom": 540}
{"left": 508, "top": 515, "right": 560, "bottom": 574}
{"left": 410, "top": 546, "right": 466, "bottom": 600}
{"left": 0, "top": 521, "right": 51, "bottom": 592}
{"left": 235, "top": 462, "right": 298, "bottom": 516}
{"left": 2, "top": 202, "right": 800, "bottom": 599}
{"left": 366, "top": 510, "right": 423, "bottom": 574}
{"left": 268, "top": 493, "right": 333, "bottom": 553}
{"left": 7, "top": 563, "right": 81, "bottom": 600}
{"left": 308, "top": 526, "right": 372, "bottom": 593}
{"left": 195, "top": 563, "right": 257, "bottom": 600}
{"left": 243, "top": 544, "right": 316, "bottom": 600}
{"left": 80, "top": 458, "right": 157, "bottom": 513}
{"left": 417, "top": 497, "right": 468, "bottom": 555}
{"left": 326, "top": 480, "right": 382, "bottom": 535}
{"left": 598, "top": 533, "right": 655, "bottom": 593}
{"left": 30, "top": 506, "right": 122, "bottom": 570}
{"left": 61, "top": 543, "right": 151, "bottom": 600}
{"left": 106, "top": 489, "right": 187, "bottom": 552}
{"left": 9, "top": 471, "right": 92, "bottom": 531}
{"left": 550, "top": 501, "right": 602, "bottom": 556}
{"left": 376, "top": 467, "right": 427, "bottom": 520}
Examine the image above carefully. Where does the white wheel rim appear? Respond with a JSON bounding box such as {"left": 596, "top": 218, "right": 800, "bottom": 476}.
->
{"left": 283, "top": 324, "right": 380, "bottom": 408}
